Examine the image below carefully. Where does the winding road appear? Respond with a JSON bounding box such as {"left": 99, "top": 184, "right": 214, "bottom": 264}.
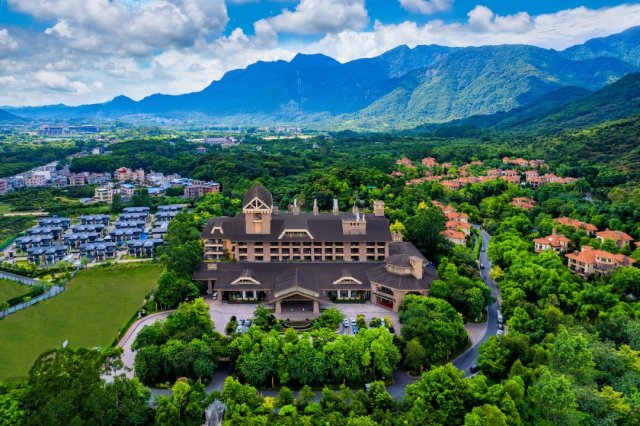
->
{"left": 120, "top": 226, "right": 501, "bottom": 399}
{"left": 452, "top": 226, "right": 501, "bottom": 376}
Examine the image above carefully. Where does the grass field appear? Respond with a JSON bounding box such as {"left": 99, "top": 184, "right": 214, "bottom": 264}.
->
{"left": 0, "top": 263, "right": 161, "bottom": 381}
{"left": 0, "top": 279, "right": 29, "bottom": 303}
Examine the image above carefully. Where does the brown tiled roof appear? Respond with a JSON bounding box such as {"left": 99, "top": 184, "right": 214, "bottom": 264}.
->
{"left": 534, "top": 234, "right": 570, "bottom": 248}
{"left": 596, "top": 230, "right": 634, "bottom": 242}
{"left": 442, "top": 229, "right": 466, "bottom": 240}
{"left": 554, "top": 217, "right": 598, "bottom": 232}
{"left": 566, "top": 247, "right": 636, "bottom": 266}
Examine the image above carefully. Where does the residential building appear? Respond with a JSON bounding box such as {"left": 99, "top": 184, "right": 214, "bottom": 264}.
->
{"left": 534, "top": 229, "right": 571, "bottom": 253}
{"left": 64, "top": 233, "right": 101, "bottom": 249}
{"left": 94, "top": 185, "right": 114, "bottom": 203}
{"left": 25, "top": 173, "right": 47, "bottom": 187}
{"left": 38, "top": 217, "right": 71, "bottom": 230}
{"left": 28, "top": 226, "right": 63, "bottom": 240}
{"left": 596, "top": 230, "right": 635, "bottom": 248}
{"left": 27, "top": 246, "right": 68, "bottom": 264}
{"left": 80, "top": 242, "right": 116, "bottom": 261}
{"left": 192, "top": 184, "right": 437, "bottom": 312}
{"left": 442, "top": 229, "right": 466, "bottom": 245}
{"left": 566, "top": 246, "right": 636, "bottom": 278}
{"left": 396, "top": 157, "right": 414, "bottom": 168}
{"left": 127, "top": 239, "right": 163, "bottom": 258}
{"left": 184, "top": 181, "right": 220, "bottom": 199}
{"left": 554, "top": 217, "right": 598, "bottom": 236}
{"left": 68, "top": 173, "right": 87, "bottom": 186}
{"left": 421, "top": 157, "right": 437, "bottom": 167}
{"left": 445, "top": 220, "right": 471, "bottom": 236}
{"left": 79, "top": 215, "right": 111, "bottom": 226}
{"left": 120, "top": 184, "right": 136, "bottom": 201}
{"left": 511, "top": 197, "right": 536, "bottom": 210}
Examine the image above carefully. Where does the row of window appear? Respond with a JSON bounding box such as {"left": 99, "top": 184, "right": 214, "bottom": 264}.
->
{"left": 237, "top": 255, "right": 385, "bottom": 262}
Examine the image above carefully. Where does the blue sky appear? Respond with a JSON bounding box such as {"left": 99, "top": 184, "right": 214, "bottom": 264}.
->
{"left": 0, "top": 0, "right": 638, "bottom": 106}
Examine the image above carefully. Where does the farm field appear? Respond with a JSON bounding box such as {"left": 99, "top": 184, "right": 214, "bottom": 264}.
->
{"left": 0, "top": 263, "right": 161, "bottom": 381}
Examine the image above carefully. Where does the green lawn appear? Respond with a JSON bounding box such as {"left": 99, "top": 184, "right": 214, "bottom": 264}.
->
{"left": 0, "top": 263, "right": 161, "bottom": 381}
{"left": 0, "top": 203, "right": 11, "bottom": 214}
{"left": 0, "top": 279, "right": 29, "bottom": 303}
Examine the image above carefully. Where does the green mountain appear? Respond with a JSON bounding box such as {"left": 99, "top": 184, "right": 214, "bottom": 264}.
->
{"left": 563, "top": 26, "right": 640, "bottom": 66}
{"left": 440, "top": 72, "right": 640, "bottom": 133}
{"left": 8, "top": 27, "right": 640, "bottom": 127}
{"left": 352, "top": 45, "right": 631, "bottom": 127}
{"left": 0, "top": 109, "right": 23, "bottom": 122}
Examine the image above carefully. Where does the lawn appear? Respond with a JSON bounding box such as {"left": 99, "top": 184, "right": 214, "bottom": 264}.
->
{"left": 0, "top": 279, "right": 29, "bottom": 303}
{"left": 0, "top": 263, "right": 161, "bottom": 381}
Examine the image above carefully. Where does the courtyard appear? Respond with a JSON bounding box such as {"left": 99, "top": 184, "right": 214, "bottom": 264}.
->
{"left": 206, "top": 297, "right": 401, "bottom": 335}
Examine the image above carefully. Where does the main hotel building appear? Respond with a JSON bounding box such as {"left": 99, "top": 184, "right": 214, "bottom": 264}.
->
{"left": 193, "top": 184, "right": 437, "bottom": 313}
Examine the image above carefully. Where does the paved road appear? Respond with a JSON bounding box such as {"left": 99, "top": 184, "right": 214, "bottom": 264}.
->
{"left": 453, "top": 226, "right": 501, "bottom": 376}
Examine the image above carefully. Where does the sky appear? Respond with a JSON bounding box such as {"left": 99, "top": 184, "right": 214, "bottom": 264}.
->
{"left": 0, "top": 0, "right": 639, "bottom": 107}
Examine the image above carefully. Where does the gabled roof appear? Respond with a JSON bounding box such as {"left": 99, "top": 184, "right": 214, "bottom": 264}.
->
{"left": 243, "top": 183, "right": 272, "bottom": 207}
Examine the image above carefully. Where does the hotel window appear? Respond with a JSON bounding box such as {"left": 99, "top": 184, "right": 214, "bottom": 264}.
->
{"left": 339, "top": 290, "right": 349, "bottom": 299}
{"left": 351, "top": 247, "right": 359, "bottom": 254}
{"left": 335, "top": 248, "right": 342, "bottom": 254}
{"left": 239, "top": 248, "right": 248, "bottom": 254}
{"left": 270, "top": 248, "right": 278, "bottom": 254}
{"left": 282, "top": 248, "right": 290, "bottom": 254}
{"left": 239, "top": 256, "right": 248, "bottom": 261}
{"left": 255, "top": 256, "right": 263, "bottom": 262}
{"left": 351, "top": 256, "right": 359, "bottom": 261}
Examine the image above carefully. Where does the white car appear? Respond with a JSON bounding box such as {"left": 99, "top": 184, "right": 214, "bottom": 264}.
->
{"left": 343, "top": 319, "right": 349, "bottom": 327}
{"left": 497, "top": 330, "right": 504, "bottom": 336}
{"left": 350, "top": 317, "right": 357, "bottom": 325}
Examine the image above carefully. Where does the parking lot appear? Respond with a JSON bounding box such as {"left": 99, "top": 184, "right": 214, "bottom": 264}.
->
{"left": 206, "top": 298, "right": 401, "bottom": 335}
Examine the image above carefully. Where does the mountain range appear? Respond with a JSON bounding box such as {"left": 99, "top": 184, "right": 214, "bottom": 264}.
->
{"left": 6, "top": 26, "right": 640, "bottom": 128}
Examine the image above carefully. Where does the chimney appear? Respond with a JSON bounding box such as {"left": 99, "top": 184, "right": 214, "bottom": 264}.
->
{"left": 333, "top": 199, "right": 339, "bottom": 215}
{"left": 374, "top": 200, "right": 385, "bottom": 217}
{"left": 313, "top": 199, "right": 319, "bottom": 216}
{"left": 352, "top": 203, "right": 359, "bottom": 215}
{"left": 409, "top": 256, "right": 424, "bottom": 279}
{"left": 292, "top": 199, "right": 300, "bottom": 216}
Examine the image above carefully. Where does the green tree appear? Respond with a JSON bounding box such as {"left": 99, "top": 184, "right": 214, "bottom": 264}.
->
{"left": 404, "top": 339, "right": 427, "bottom": 374}
{"left": 464, "top": 404, "right": 507, "bottom": 426}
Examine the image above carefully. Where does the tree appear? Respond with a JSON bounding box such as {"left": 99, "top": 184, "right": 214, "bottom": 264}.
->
{"left": 276, "top": 386, "right": 294, "bottom": 408}
{"left": 314, "top": 308, "right": 344, "bottom": 330}
{"left": 527, "top": 367, "right": 581, "bottom": 425}
{"left": 399, "top": 295, "right": 469, "bottom": 365}
{"left": 23, "top": 348, "right": 151, "bottom": 425}
{"left": 608, "top": 267, "right": 640, "bottom": 296}
{"left": 155, "top": 379, "right": 208, "bottom": 426}
{"left": 405, "top": 364, "right": 470, "bottom": 425}
{"left": 111, "top": 193, "right": 124, "bottom": 213}
{"left": 130, "top": 187, "right": 152, "bottom": 208}
{"left": 156, "top": 271, "right": 200, "bottom": 309}
{"left": 464, "top": 404, "right": 507, "bottom": 426}
{"left": 252, "top": 304, "right": 277, "bottom": 330}
{"left": 404, "top": 339, "right": 426, "bottom": 374}
{"left": 478, "top": 336, "right": 511, "bottom": 380}
{"left": 405, "top": 204, "right": 446, "bottom": 258}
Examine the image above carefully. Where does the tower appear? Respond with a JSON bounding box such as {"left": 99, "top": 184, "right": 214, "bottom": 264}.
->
{"left": 242, "top": 184, "right": 273, "bottom": 234}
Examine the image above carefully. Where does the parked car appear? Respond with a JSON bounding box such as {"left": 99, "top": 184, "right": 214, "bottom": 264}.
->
{"left": 212, "top": 291, "right": 218, "bottom": 300}
{"left": 497, "top": 330, "right": 504, "bottom": 336}
{"left": 238, "top": 319, "right": 246, "bottom": 326}
{"left": 469, "top": 364, "right": 480, "bottom": 373}
{"left": 480, "top": 263, "right": 485, "bottom": 269}
{"left": 350, "top": 317, "right": 356, "bottom": 325}
{"left": 343, "top": 319, "right": 349, "bottom": 328}
{"left": 352, "top": 325, "right": 359, "bottom": 334}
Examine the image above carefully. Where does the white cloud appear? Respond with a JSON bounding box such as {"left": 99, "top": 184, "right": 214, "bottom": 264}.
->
{"left": 9, "top": 0, "right": 229, "bottom": 55}
{"left": 263, "top": 0, "right": 369, "bottom": 35}
{"left": 306, "top": 4, "right": 640, "bottom": 62}
{"left": 1, "top": 3, "right": 640, "bottom": 107}
{"left": 399, "top": 0, "right": 452, "bottom": 15}
{"left": 0, "top": 29, "right": 19, "bottom": 53}
{"left": 34, "top": 70, "right": 90, "bottom": 94}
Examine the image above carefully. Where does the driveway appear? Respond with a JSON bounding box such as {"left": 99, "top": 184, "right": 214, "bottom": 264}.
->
{"left": 207, "top": 298, "right": 258, "bottom": 334}
{"left": 321, "top": 302, "right": 401, "bottom": 335}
